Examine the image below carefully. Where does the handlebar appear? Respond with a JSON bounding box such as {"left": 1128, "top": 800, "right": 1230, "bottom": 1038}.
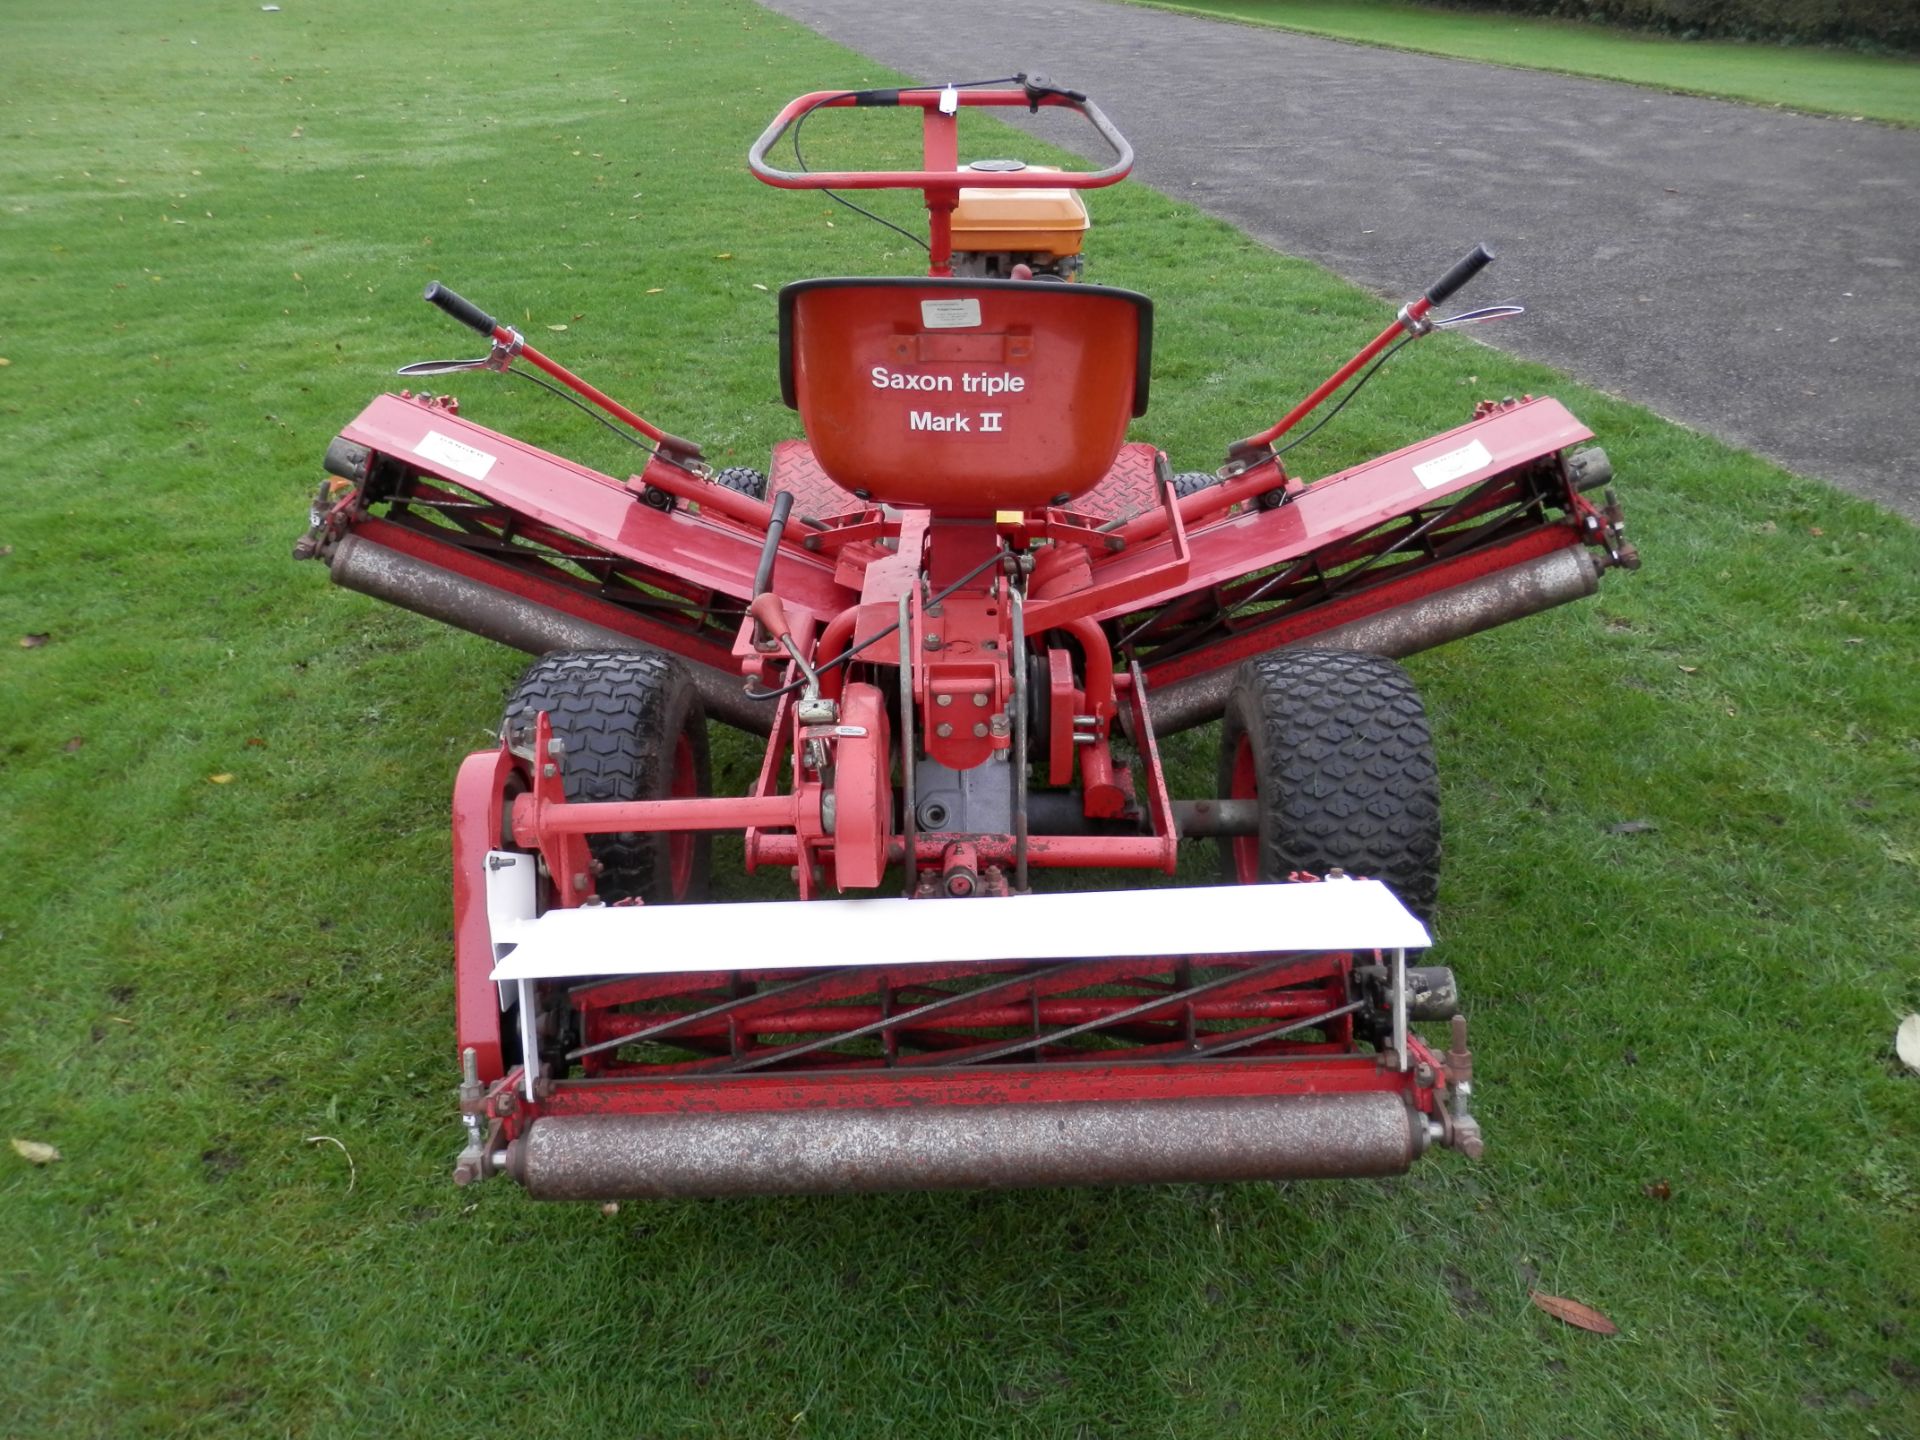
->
{"left": 423, "top": 282, "right": 498, "bottom": 338}
{"left": 1424, "top": 244, "right": 1495, "bottom": 307}
{"left": 747, "top": 85, "right": 1133, "bottom": 192}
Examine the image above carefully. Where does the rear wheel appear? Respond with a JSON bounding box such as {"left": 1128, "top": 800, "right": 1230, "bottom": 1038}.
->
{"left": 1218, "top": 649, "right": 1441, "bottom": 920}
{"left": 710, "top": 466, "right": 767, "bottom": 500}
{"left": 503, "top": 650, "right": 711, "bottom": 904}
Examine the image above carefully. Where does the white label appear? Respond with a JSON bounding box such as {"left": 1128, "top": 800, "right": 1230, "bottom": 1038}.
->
{"left": 415, "top": 429, "right": 497, "bottom": 481}
{"left": 920, "top": 298, "right": 981, "bottom": 329}
{"left": 1412, "top": 438, "right": 1492, "bottom": 489}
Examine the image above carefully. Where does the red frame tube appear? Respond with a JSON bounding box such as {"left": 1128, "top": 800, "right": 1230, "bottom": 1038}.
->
{"left": 1233, "top": 304, "right": 1429, "bottom": 454}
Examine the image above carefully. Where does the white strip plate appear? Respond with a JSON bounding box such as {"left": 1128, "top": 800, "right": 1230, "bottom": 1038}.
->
{"left": 485, "top": 864, "right": 1429, "bottom": 982}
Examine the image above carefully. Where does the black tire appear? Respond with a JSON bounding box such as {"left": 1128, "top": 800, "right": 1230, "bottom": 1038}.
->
{"left": 1171, "top": 470, "right": 1220, "bottom": 499}
{"left": 503, "top": 650, "right": 711, "bottom": 904}
{"left": 710, "top": 466, "right": 767, "bottom": 500}
{"left": 1217, "top": 649, "right": 1441, "bottom": 919}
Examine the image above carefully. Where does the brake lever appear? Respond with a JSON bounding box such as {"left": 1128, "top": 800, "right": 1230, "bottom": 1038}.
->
{"left": 1018, "top": 71, "right": 1088, "bottom": 111}
{"left": 1432, "top": 303, "right": 1526, "bottom": 330}
{"left": 396, "top": 357, "right": 495, "bottom": 377}
{"left": 397, "top": 335, "right": 522, "bottom": 377}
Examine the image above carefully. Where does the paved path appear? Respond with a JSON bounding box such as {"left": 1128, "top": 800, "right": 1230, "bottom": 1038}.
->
{"left": 761, "top": 0, "right": 1920, "bottom": 520}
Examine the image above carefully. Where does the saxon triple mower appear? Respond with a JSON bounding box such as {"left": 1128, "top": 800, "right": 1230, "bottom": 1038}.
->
{"left": 295, "top": 77, "right": 1634, "bottom": 1200}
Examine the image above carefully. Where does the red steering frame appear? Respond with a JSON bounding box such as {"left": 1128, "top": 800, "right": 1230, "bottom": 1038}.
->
{"left": 748, "top": 87, "right": 1135, "bottom": 276}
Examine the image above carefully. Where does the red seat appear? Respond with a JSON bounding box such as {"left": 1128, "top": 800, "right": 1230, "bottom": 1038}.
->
{"left": 779, "top": 278, "right": 1152, "bottom": 517}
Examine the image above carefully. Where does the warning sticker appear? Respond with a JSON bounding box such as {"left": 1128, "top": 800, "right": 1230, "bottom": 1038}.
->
{"left": 920, "top": 298, "right": 982, "bottom": 330}
{"left": 415, "top": 429, "right": 498, "bottom": 482}
{"left": 1412, "top": 438, "right": 1492, "bottom": 490}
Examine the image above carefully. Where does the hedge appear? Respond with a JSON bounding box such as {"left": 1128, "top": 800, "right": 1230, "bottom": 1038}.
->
{"left": 1441, "top": 0, "right": 1920, "bottom": 51}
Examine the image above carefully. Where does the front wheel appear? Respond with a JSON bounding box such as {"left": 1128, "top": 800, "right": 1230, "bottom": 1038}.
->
{"left": 1218, "top": 649, "right": 1441, "bottom": 921}
{"left": 502, "top": 650, "right": 711, "bottom": 904}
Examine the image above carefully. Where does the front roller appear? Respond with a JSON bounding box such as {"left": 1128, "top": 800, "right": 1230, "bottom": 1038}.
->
{"left": 506, "top": 1091, "right": 1426, "bottom": 1200}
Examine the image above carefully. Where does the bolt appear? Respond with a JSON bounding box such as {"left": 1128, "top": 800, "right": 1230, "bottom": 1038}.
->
{"left": 936, "top": 723, "right": 952, "bottom": 738}
{"left": 972, "top": 692, "right": 988, "bottom": 707}
{"left": 936, "top": 694, "right": 952, "bottom": 707}
{"left": 572, "top": 872, "right": 589, "bottom": 893}
{"left": 542, "top": 763, "right": 557, "bottom": 779}
{"left": 924, "top": 635, "right": 942, "bottom": 651}
{"left": 1414, "top": 1062, "right": 1435, "bottom": 1086}
{"left": 453, "top": 1162, "right": 478, "bottom": 1187}
{"left": 972, "top": 723, "right": 987, "bottom": 738}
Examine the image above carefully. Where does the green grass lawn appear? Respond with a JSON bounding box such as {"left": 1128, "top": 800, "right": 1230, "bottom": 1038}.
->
{"left": 1121, "top": 0, "right": 1920, "bottom": 125}
{"left": 3, "top": 1, "right": 1918, "bottom": 1436}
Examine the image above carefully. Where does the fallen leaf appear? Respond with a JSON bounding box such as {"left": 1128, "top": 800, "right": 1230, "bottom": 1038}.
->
{"left": 1643, "top": 1179, "right": 1672, "bottom": 1201}
{"left": 546, "top": 324, "right": 568, "bottom": 332}
{"left": 245, "top": 736, "right": 267, "bottom": 748}
{"left": 208, "top": 772, "right": 234, "bottom": 784}
{"left": 752, "top": 282, "right": 768, "bottom": 291}
{"left": 713, "top": 252, "right": 733, "bottom": 260}
{"left": 1678, "top": 664, "right": 1698, "bottom": 674}
{"left": 645, "top": 287, "right": 663, "bottom": 295}
{"left": 1530, "top": 1290, "right": 1618, "bottom": 1335}
{"left": 19, "top": 632, "right": 49, "bottom": 649}
{"left": 1897, "top": 1015, "right": 1920, "bottom": 1075}
{"left": 62, "top": 736, "right": 84, "bottom": 753}
{"left": 1808, "top": 526, "right": 1825, "bottom": 537}
{"left": 1607, "top": 820, "right": 1656, "bottom": 835}
{"left": 0, "top": 357, "right": 11, "bottom": 367}
{"left": 304, "top": 1134, "right": 356, "bottom": 1192}
{"left": 10, "top": 1138, "right": 60, "bottom": 1165}
{"left": 600, "top": 1201, "right": 620, "bottom": 1216}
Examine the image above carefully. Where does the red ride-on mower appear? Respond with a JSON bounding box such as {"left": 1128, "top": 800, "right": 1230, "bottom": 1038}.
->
{"left": 296, "top": 77, "right": 1635, "bottom": 1200}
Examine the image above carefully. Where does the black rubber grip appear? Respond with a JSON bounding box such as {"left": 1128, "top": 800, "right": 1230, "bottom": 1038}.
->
{"left": 423, "top": 282, "right": 497, "bottom": 337}
{"left": 1425, "top": 244, "right": 1494, "bottom": 306}
{"left": 853, "top": 89, "right": 901, "bottom": 106}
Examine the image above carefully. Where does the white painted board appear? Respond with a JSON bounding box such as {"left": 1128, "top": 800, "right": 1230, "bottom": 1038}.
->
{"left": 485, "top": 861, "right": 1430, "bottom": 982}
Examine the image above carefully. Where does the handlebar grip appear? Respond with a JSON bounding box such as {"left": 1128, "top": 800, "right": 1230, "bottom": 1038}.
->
{"left": 423, "top": 282, "right": 498, "bottom": 337}
{"left": 1424, "top": 244, "right": 1495, "bottom": 306}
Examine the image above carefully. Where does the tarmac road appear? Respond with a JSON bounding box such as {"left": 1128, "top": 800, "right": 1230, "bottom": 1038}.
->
{"left": 758, "top": 0, "right": 1920, "bottom": 521}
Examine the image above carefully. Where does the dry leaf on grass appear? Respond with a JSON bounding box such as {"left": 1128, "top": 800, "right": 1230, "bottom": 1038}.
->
{"left": 19, "top": 633, "right": 49, "bottom": 648}
{"left": 62, "top": 736, "right": 84, "bottom": 753}
{"left": 1896, "top": 1015, "right": 1920, "bottom": 1075}
{"left": 208, "top": 773, "right": 234, "bottom": 784}
{"left": 304, "top": 1135, "right": 356, "bottom": 1192}
{"left": 11, "top": 1138, "right": 60, "bottom": 1165}
{"left": 1529, "top": 1289, "right": 1618, "bottom": 1335}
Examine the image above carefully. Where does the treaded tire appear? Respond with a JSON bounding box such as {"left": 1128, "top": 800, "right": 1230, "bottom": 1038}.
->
{"left": 1218, "top": 649, "right": 1440, "bottom": 920}
{"left": 503, "top": 650, "right": 711, "bottom": 904}
{"left": 1171, "top": 470, "right": 1220, "bottom": 499}
{"left": 710, "top": 467, "right": 767, "bottom": 500}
